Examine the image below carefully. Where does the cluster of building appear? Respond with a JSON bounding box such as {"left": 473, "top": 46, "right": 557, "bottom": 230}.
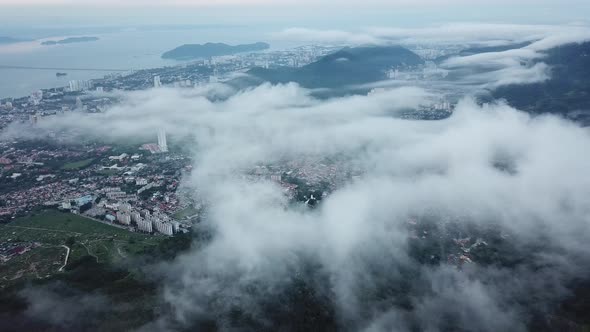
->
{"left": 0, "top": 41, "right": 469, "bottom": 135}
{"left": 0, "top": 241, "right": 40, "bottom": 263}
{"left": 385, "top": 61, "right": 450, "bottom": 81}
{"left": 239, "top": 159, "right": 358, "bottom": 202}
{"left": 0, "top": 126, "right": 195, "bottom": 237}
{"left": 0, "top": 43, "right": 455, "bottom": 237}
{"left": 406, "top": 44, "right": 466, "bottom": 60}
{"left": 0, "top": 88, "right": 116, "bottom": 130}
{"left": 1, "top": 180, "right": 91, "bottom": 218}
{"left": 107, "top": 202, "right": 180, "bottom": 236}
{"left": 207, "top": 45, "right": 338, "bottom": 70}
{"left": 68, "top": 80, "right": 93, "bottom": 92}
{"left": 0, "top": 44, "right": 336, "bottom": 115}
{"left": 405, "top": 215, "right": 497, "bottom": 269}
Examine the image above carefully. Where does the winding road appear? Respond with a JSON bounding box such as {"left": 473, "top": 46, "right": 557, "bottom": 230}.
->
{"left": 59, "top": 245, "right": 70, "bottom": 271}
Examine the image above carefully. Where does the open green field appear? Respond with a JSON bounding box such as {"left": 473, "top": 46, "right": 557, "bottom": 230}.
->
{"left": 0, "top": 210, "right": 165, "bottom": 286}
{"left": 0, "top": 246, "right": 64, "bottom": 285}
{"left": 61, "top": 158, "right": 95, "bottom": 170}
{"left": 5, "top": 211, "right": 135, "bottom": 237}
{"left": 173, "top": 206, "right": 199, "bottom": 219}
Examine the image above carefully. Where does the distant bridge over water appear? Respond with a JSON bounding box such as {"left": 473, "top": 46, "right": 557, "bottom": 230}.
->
{"left": 0, "top": 65, "right": 132, "bottom": 72}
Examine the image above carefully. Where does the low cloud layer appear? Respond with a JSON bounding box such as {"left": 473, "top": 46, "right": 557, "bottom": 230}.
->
{"left": 18, "top": 283, "right": 111, "bottom": 330}
{"left": 4, "top": 81, "right": 590, "bottom": 330}
{"left": 275, "top": 23, "right": 590, "bottom": 90}
{"left": 275, "top": 23, "right": 590, "bottom": 47}
{"left": 156, "top": 86, "right": 590, "bottom": 331}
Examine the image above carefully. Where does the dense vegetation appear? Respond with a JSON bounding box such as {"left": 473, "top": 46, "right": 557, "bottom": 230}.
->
{"left": 41, "top": 37, "right": 99, "bottom": 46}
{"left": 249, "top": 45, "right": 424, "bottom": 89}
{"left": 0, "top": 227, "right": 192, "bottom": 331}
{"left": 492, "top": 41, "right": 590, "bottom": 124}
{"left": 162, "top": 42, "right": 270, "bottom": 60}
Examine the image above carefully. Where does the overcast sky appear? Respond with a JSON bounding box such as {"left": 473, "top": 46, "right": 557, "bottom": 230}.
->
{"left": 2, "top": 0, "right": 588, "bottom": 5}
{"left": 1, "top": 0, "right": 589, "bottom": 28}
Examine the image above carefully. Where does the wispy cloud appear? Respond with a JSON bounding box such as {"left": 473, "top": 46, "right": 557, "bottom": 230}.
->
{"left": 4, "top": 81, "right": 590, "bottom": 329}
{"left": 276, "top": 23, "right": 590, "bottom": 47}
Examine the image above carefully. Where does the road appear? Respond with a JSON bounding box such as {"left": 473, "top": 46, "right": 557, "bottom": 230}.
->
{"left": 80, "top": 242, "right": 99, "bottom": 263}
{"left": 59, "top": 245, "right": 70, "bottom": 271}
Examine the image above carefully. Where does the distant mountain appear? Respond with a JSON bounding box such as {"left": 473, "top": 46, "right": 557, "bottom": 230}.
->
{"left": 458, "top": 41, "right": 534, "bottom": 56}
{"left": 248, "top": 45, "right": 424, "bottom": 89}
{"left": 41, "top": 36, "right": 99, "bottom": 45}
{"left": 434, "top": 41, "right": 534, "bottom": 64}
{"left": 491, "top": 41, "right": 590, "bottom": 124}
{"left": 162, "top": 42, "right": 270, "bottom": 60}
{"left": 0, "top": 36, "right": 28, "bottom": 45}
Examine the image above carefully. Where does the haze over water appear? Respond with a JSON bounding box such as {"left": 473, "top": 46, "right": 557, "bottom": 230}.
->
{"left": 0, "top": 26, "right": 290, "bottom": 99}
{"left": 2, "top": 1, "right": 586, "bottom": 99}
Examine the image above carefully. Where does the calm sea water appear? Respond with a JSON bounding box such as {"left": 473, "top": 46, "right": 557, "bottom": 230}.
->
{"left": 0, "top": 27, "right": 296, "bottom": 99}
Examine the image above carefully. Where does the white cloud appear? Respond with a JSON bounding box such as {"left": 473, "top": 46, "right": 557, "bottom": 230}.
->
{"left": 367, "top": 23, "right": 590, "bottom": 45}
{"left": 277, "top": 23, "right": 590, "bottom": 47}
{"left": 272, "top": 28, "right": 384, "bottom": 45}
{"left": 272, "top": 23, "right": 590, "bottom": 89}
{"left": 5, "top": 81, "right": 590, "bottom": 329}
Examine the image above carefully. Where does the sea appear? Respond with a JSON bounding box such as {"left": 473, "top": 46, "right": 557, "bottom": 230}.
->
{"left": 0, "top": 26, "right": 298, "bottom": 99}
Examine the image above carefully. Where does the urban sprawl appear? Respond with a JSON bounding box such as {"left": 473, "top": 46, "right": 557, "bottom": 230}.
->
{"left": 0, "top": 44, "right": 456, "bottom": 238}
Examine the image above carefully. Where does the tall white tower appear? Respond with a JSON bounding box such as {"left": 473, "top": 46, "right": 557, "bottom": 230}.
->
{"left": 154, "top": 75, "right": 162, "bottom": 88}
{"left": 69, "top": 80, "right": 80, "bottom": 92}
{"left": 75, "top": 97, "right": 83, "bottom": 110}
{"left": 157, "top": 128, "right": 168, "bottom": 153}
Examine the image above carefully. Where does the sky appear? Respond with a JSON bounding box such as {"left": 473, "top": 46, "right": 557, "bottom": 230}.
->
{"left": 1, "top": 0, "right": 589, "bottom": 29}
{"left": 1, "top": 0, "right": 588, "bottom": 5}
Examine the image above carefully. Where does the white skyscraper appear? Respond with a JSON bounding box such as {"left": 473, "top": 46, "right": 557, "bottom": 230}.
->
{"left": 30, "top": 90, "right": 43, "bottom": 105}
{"left": 154, "top": 75, "right": 162, "bottom": 88}
{"left": 69, "top": 80, "right": 79, "bottom": 92}
{"left": 75, "top": 97, "right": 83, "bottom": 110}
{"left": 157, "top": 128, "right": 168, "bottom": 152}
{"left": 29, "top": 114, "right": 38, "bottom": 125}
{"left": 69, "top": 80, "right": 92, "bottom": 92}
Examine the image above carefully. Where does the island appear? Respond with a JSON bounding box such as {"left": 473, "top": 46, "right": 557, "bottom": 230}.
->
{"left": 162, "top": 42, "right": 270, "bottom": 60}
{"left": 41, "top": 36, "right": 99, "bottom": 46}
